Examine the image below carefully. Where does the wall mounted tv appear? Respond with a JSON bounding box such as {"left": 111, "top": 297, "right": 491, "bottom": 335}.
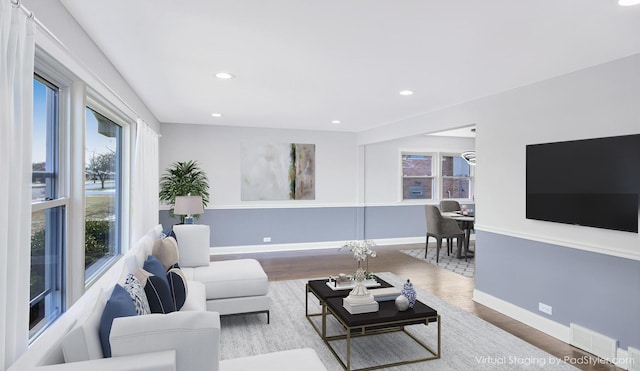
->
{"left": 526, "top": 134, "right": 640, "bottom": 233}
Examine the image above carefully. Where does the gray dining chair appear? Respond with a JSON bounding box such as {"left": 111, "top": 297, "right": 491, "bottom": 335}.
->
{"left": 439, "top": 200, "right": 461, "bottom": 212}
{"left": 439, "top": 200, "right": 462, "bottom": 253}
{"left": 424, "top": 205, "right": 466, "bottom": 263}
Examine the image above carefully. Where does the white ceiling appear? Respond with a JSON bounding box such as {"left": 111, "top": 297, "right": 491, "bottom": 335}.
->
{"left": 59, "top": 0, "right": 640, "bottom": 133}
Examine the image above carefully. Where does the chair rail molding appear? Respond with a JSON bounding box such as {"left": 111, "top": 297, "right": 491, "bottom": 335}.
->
{"left": 474, "top": 224, "right": 640, "bottom": 262}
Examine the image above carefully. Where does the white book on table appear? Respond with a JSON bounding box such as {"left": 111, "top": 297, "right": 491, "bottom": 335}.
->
{"left": 368, "top": 287, "right": 401, "bottom": 302}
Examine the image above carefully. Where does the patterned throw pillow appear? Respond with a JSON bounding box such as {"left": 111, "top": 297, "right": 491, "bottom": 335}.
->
{"left": 123, "top": 274, "right": 150, "bottom": 315}
{"left": 167, "top": 264, "right": 188, "bottom": 311}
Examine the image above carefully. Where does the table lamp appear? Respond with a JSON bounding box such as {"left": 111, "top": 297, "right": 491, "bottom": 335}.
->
{"left": 174, "top": 195, "right": 204, "bottom": 224}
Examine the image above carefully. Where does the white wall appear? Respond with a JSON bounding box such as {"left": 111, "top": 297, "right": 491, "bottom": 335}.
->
{"left": 22, "top": 0, "right": 160, "bottom": 132}
{"left": 359, "top": 53, "right": 640, "bottom": 260}
{"left": 160, "top": 124, "right": 360, "bottom": 208}
{"left": 476, "top": 54, "right": 640, "bottom": 261}
{"left": 364, "top": 135, "right": 475, "bottom": 205}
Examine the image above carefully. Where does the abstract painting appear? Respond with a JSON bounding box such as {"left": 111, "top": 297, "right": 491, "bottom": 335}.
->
{"left": 241, "top": 143, "right": 315, "bottom": 201}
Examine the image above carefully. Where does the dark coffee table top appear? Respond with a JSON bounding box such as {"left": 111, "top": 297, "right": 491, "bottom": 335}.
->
{"left": 325, "top": 296, "right": 438, "bottom": 328}
{"left": 307, "top": 277, "right": 393, "bottom": 300}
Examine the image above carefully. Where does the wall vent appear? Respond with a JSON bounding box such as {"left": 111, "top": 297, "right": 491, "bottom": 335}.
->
{"left": 628, "top": 347, "right": 640, "bottom": 371}
{"left": 569, "top": 323, "right": 618, "bottom": 361}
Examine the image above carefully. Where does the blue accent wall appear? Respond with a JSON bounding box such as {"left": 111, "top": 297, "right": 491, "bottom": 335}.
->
{"left": 160, "top": 207, "right": 362, "bottom": 247}
{"left": 160, "top": 203, "right": 475, "bottom": 247}
{"left": 475, "top": 230, "right": 640, "bottom": 349}
{"left": 363, "top": 205, "right": 426, "bottom": 239}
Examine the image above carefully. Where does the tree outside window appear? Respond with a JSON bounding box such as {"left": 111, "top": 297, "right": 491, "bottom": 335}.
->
{"left": 85, "top": 108, "right": 121, "bottom": 275}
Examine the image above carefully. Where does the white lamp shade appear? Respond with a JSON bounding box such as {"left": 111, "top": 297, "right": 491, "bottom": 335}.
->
{"left": 174, "top": 195, "right": 204, "bottom": 215}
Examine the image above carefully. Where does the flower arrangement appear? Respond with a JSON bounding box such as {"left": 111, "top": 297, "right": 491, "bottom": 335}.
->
{"left": 343, "top": 240, "right": 377, "bottom": 261}
{"left": 342, "top": 240, "right": 377, "bottom": 281}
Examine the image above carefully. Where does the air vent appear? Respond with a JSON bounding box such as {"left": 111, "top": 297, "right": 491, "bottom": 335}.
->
{"left": 628, "top": 347, "right": 640, "bottom": 371}
{"left": 569, "top": 323, "right": 618, "bottom": 361}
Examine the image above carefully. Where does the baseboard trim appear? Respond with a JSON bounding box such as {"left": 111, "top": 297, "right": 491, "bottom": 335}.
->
{"left": 210, "top": 240, "right": 346, "bottom": 255}
{"left": 209, "top": 237, "right": 423, "bottom": 255}
{"left": 473, "top": 289, "right": 637, "bottom": 369}
{"left": 209, "top": 235, "right": 475, "bottom": 255}
{"left": 472, "top": 289, "right": 571, "bottom": 343}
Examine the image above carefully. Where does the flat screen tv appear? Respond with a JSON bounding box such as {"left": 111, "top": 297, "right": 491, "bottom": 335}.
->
{"left": 526, "top": 134, "right": 640, "bottom": 233}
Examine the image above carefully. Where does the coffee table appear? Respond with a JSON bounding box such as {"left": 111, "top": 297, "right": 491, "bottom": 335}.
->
{"left": 305, "top": 278, "right": 441, "bottom": 370}
{"left": 305, "top": 278, "right": 393, "bottom": 337}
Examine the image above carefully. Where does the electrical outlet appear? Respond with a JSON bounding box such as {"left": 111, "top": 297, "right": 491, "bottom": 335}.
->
{"left": 538, "top": 302, "right": 552, "bottom": 315}
{"left": 263, "top": 237, "right": 271, "bottom": 243}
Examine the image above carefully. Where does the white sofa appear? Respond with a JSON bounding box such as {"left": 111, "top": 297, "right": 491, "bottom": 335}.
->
{"left": 8, "top": 225, "right": 326, "bottom": 371}
{"left": 172, "top": 224, "right": 270, "bottom": 322}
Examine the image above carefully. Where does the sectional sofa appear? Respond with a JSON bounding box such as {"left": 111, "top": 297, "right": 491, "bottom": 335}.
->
{"left": 8, "top": 225, "right": 326, "bottom": 371}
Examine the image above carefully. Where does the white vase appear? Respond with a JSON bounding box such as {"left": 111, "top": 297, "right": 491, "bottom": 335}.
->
{"left": 395, "top": 295, "right": 409, "bottom": 311}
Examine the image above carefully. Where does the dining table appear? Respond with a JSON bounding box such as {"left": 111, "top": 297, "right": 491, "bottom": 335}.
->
{"left": 442, "top": 211, "right": 474, "bottom": 259}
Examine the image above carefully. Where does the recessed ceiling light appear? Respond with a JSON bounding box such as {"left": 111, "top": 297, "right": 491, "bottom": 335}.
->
{"left": 399, "top": 90, "right": 414, "bottom": 96}
{"left": 211, "top": 113, "right": 222, "bottom": 118}
{"left": 619, "top": 0, "right": 640, "bottom": 5}
{"left": 331, "top": 120, "right": 341, "bottom": 124}
{"left": 215, "top": 72, "right": 234, "bottom": 79}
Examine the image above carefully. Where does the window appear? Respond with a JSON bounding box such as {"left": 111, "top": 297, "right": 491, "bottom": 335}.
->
{"left": 84, "top": 107, "right": 122, "bottom": 281}
{"left": 30, "top": 76, "right": 65, "bottom": 338}
{"left": 401, "top": 153, "right": 434, "bottom": 199}
{"left": 441, "top": 154, "right": 472, "bottom": 199}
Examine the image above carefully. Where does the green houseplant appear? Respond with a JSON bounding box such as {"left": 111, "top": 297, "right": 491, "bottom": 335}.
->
{"left": 159, "top": 160, "right": 210, "bottom": 222}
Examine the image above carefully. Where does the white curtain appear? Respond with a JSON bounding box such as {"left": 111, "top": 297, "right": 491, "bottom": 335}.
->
{"left": 131, "top": 118, "right": 160, "bottom": 245}
{"left": 0, "top": 1, "right": 35, "bottom": 368}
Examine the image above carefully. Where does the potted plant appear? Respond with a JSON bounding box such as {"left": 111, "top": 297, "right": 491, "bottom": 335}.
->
{"left": 159, "top": 160, "right": 210, "bottom": 223}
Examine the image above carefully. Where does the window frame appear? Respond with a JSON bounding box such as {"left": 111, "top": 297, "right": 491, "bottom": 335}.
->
{"left": 400, "top": 151, "right": 436, "bottom": 201}
{"left": 400, "top": 151, "right": 474, "bottom": 203}
{"left": 440, "top": 152, "right": 474, "bottom": 201}
{"left": 30, "top": 74, "right": 67, "bottom": 341}
{"left": 83, "top": 93, "right": 131, "bottom": 287}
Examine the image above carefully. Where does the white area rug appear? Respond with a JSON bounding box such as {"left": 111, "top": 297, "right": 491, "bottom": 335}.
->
{"left": 219, "top": 273, "right": 577, "bottom": 370}
{"left": 401, "top": 248, "right": 475, "bottom": 277}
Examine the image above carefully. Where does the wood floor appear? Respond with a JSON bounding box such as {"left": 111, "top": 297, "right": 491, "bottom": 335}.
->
{"left": 214, "top": 242, "right": 621, "bottom": 371}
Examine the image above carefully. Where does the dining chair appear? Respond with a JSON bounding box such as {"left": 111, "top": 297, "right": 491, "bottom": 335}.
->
{"left": 439, "top": 200, "right": 462, "bottom": 253}
{"left": 424, "top": 205, "right": 466, "bottom": 263}
{"left": 439, "top": 200, "right": 461, "bottom": 213}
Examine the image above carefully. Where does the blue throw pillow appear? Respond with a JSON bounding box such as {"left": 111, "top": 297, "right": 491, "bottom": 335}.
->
{"left": 167, "top": 265, "right": 188, "bottom": 311}
{"left": 161, "top": 226, "right": 177, "bottom": 242}
{"left": 143, "top": 255, "right": 168, "bottom": 285}
{"left": 144, "top": 274, "right": 176, "bottom": 314}
{"left": 99, "top": 285, "right": 137, "bottom": 357}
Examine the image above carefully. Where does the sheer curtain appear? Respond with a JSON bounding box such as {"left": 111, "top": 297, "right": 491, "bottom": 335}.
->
{"left": 0, "top": 1, "right": 36, "bottom": 368}
{"left": 131, "top": 118, "right": 160, "bottom": 245}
